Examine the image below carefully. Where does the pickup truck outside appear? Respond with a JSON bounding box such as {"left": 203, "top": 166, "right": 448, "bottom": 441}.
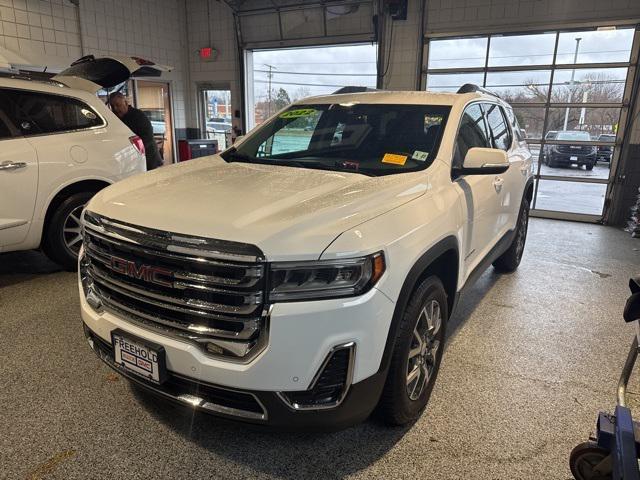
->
{"left": 79, "top": 86, "right": 533, "bottom": 429}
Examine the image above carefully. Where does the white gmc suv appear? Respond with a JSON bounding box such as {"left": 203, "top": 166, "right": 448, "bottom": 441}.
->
{"left": 0, "top": 55, "right": 168, "bottom": 269}
{"left": 79, "top": 85, "right": 533, "bottom": 429}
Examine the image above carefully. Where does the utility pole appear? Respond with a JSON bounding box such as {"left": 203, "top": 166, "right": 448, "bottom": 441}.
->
{"left": 264, "top": 64, "right": 277, "bottom": 117}
{"left": 563, "top": 37, "right": 582, "bottom": 131}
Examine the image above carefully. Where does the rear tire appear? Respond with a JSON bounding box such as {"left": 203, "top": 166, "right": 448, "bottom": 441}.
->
{"left": 379, "top": 276, "right": 448, "bottom": 426}
{"left": 493, "top": 197, "right": 530, "bottom": 273}
{"left": 586, "top": 163, "right": 594, "bottom": 171}
{"left": 42, "top": 191, "right": 94, "bottom": 271}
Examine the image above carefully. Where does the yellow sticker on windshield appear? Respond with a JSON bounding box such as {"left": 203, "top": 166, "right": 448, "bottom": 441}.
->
{"left": 279, "top": 108, "right": 317, "bottom": 119}
{"left": 382, "top": 153, "right": 408, "bottom": 165}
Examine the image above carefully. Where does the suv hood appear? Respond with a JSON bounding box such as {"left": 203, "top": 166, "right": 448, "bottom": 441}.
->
{"left": 87, "top": 156, "right": 429, "bottom": 261}
{"left": 53, "top": 55, "right": 172, "bottom": 93}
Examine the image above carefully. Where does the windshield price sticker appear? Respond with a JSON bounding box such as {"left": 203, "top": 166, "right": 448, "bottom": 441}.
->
{"left": 279, "top": 108, "right": 317, "bottom": 119}
{"left": 412, "top": 150, "right": 429, "bottom": 161}
{"left": 382, "top": 153, "right": 408, "bottom": 166}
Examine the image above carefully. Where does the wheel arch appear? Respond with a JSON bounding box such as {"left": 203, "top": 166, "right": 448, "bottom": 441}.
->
{"left": 378, "top": 235, "right": 460, "bottom": 375}
{"left": 40, "top": 179, "right": 110, "bottom": 246}
{"left": 524, "top": 177, "right": 534, "bottom": 203}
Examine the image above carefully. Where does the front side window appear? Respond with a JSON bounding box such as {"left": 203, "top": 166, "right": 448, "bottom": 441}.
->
{"left": 1, "top": 89, "right": 104, "bottom": 136}
{"left": 455, "top": 103, "right": 490, "bottom": 166}
{"left": 227, "top": 104, "right": 450, "bottom": 176}
{"left": 484, "top": 103, "right": 512, "bottom": 151}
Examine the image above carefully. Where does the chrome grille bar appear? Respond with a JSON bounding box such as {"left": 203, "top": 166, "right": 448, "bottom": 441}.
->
{"left": 81, "top": 211, "right": 268, "bottom": 362}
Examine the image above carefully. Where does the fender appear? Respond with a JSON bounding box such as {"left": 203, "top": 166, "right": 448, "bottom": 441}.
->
{"left": 377, "top": 235, "right": 459, "bottom": 375}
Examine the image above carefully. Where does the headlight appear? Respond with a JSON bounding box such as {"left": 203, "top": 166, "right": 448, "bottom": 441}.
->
{"left": 268, "top": 252, "right": 386, "bottom": 302}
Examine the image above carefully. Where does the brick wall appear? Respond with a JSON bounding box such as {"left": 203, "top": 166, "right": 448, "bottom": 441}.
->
{"left": 186, "top": 0, "right": 242, "bottom": 133}
{"left": 0, "top": 0, "right": 82, "bottom": 68}
{"left": 78, "top": 0, "right": 190, "bottom": 130}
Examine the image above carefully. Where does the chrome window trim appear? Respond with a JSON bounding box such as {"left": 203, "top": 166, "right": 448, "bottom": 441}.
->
{"left": 276, "top": 342, "right": 356, "bottom": 411}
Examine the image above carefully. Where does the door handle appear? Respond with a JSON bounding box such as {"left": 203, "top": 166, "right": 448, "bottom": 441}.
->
{"left": 493, "top": 177, "right": 504, "bottom": 192}
{"left": 0, "top": 161, "right": 27, "bottom": 171}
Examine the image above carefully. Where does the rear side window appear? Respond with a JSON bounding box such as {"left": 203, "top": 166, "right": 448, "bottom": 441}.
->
{"left": 455, "top": 103, "right": 490, "bottom": 165}
{"left": 484, "top": 103, "right": 512, "bottom": 151}
{"left": 1, "top": 88, "right": 104, "bottom": 136}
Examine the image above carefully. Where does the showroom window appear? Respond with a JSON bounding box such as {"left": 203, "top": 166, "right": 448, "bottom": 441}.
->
{"left": 425, "top": 26, "right": 639, "bottom": 221}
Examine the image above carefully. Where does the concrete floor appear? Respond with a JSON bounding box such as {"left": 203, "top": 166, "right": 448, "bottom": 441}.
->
{"left": 2, "top": 218, "right": 640, "bottom": 479}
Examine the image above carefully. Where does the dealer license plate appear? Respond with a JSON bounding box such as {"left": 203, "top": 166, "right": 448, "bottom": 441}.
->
{"left": 111, "top": 330, "right": 166, "bottom": 384}
{"left": 570, "top": 156, "right": 578, "bottom": 161}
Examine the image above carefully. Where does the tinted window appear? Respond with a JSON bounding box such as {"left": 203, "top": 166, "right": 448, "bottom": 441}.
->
{"left": 484, "top": 103, "right": 512, "bottom": 151}
{"left": 0, "top": 109, "right": 15, "bottom": 139}
{"left": 456, "top": 103, "right": 490, "bottom": 165}
{"left": 2, "top": 89, "right": 103, "bottom": 135}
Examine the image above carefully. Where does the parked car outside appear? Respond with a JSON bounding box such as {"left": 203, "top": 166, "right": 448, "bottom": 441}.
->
{"left": 596, "top": 134, "right": 615, "bottom": 164}
{"left": 79, "top": 85, "right": 533, "bottom": 429}
{"left": 541, "top": 130, "right": 596, "bottom": 170}
{"left": 0, "top": 55, "right": 169, "bottom": 269}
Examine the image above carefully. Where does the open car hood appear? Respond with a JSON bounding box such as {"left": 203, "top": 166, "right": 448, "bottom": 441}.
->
{"left": 53, "top": 55, "right": 172, "bottom": 93}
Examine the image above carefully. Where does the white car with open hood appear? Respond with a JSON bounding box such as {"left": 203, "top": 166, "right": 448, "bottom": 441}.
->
{"left": 79, "top": 84, "right": 533, "bottom": 429}
{"left": 0, "top": 55, "right": 170, "bottom": 269}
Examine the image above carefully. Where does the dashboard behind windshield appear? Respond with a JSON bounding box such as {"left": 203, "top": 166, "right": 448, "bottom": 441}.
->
{"left": 225, "top": 103, "right": 451, "bottom": 176}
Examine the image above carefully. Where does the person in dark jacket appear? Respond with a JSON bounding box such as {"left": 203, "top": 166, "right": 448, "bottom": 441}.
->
{"left": 108, "top": 92, "right": 163, "bottom": 170}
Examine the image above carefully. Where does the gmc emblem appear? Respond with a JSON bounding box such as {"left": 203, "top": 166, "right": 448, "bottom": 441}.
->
{"left": 109, "top": 256, "right": 173, "bottom": 288}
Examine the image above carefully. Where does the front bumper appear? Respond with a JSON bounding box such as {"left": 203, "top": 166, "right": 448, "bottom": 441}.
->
{"left": 80, "top": 278, "right": 395, "bottom": 428}
{"left": 83, "top": 325, "right": 386, "bottom": 429}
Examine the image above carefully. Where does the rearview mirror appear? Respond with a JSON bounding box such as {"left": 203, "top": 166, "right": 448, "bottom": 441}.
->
{"left": 454, "top": 147, "right": 509, "bottom": 176}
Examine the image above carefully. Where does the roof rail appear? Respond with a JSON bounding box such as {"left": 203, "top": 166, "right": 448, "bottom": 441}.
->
{"left": 332, "top": 86, "right": 379, "bottom": 94}
{"left": 457, "top": 83, "right": 500, "bottom": 98}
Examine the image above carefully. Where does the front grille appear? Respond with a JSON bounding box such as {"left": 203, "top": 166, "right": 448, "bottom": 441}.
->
{"left": 279, "top": 343, "right": 355, "bottom": 410}
{"left": 81, "top": 211, "right": 268, "bottom": 361}
{"left": 556, "top": 145, "right": 593, "bottom": 155}
{"left": 85, "top": 327, "right": 267, "bottom": 420}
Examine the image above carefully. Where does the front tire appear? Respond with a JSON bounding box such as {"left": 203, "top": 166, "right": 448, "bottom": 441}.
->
{"left": 42, "top": 191, "right": 94, "bottom": 271}
{"left": 493, "top": 197, "right": 530, "bottom": 273}
{"left": 379, "top": 276, "right": 448, "bottom": 426}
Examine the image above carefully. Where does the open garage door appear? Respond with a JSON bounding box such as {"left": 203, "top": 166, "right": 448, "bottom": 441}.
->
{"left": 424, "top": 26, "right": 640, "bottom": 223}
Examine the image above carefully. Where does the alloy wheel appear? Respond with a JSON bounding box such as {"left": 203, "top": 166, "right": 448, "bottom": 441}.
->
{"left": 63, "top": 205, "right": 84, "bottom": 256}
{"left": 406, "top": 299, "right": 442, "bottom": 401}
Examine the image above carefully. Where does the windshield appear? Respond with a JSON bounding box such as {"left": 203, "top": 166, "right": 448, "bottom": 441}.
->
{"left": 557, "top": 131, "right": 591, "bottom": 141}
{"left": 224, "top": 103, "right": 450, "bottom": 176}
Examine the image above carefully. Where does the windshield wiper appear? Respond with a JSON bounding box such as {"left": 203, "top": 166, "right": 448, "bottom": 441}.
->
{"left": 270, "top": 159, "right": 375, "bottom": 176}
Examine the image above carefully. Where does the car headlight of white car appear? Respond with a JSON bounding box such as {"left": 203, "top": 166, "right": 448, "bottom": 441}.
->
{"left": 268, "top": 252, "right": 385, "bottom": 302}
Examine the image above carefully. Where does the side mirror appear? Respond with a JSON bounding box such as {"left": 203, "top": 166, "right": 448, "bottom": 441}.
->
{"left": 453, "top": 147, "right": 509, "bottom": 176}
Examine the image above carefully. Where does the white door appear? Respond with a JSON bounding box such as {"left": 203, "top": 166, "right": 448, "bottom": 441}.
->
{"left": 0, "top": 136, "right": 38, "bottom": 247}
{"left": 453, "top": 103, "right": 503, "bottom": 273}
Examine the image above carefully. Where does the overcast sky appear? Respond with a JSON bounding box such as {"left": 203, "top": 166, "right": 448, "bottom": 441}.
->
{"left": 252, "top": 27, "right": 634, "bottom": 101}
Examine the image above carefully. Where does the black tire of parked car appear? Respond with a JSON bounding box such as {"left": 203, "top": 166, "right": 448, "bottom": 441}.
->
{"left": 547, "top": 156, "right": 559, "bottom": 168}
{"left": 585, "top": 163, "right": 594, "bottom": 171}
{"left": 378, "top": 276, "right": 448, "bottom": 426}
{"left": 493, "top": 197, "right": 530, "bottom": 273}
{"left": 42, "top": 191, "right": 93, "bottom": 271}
